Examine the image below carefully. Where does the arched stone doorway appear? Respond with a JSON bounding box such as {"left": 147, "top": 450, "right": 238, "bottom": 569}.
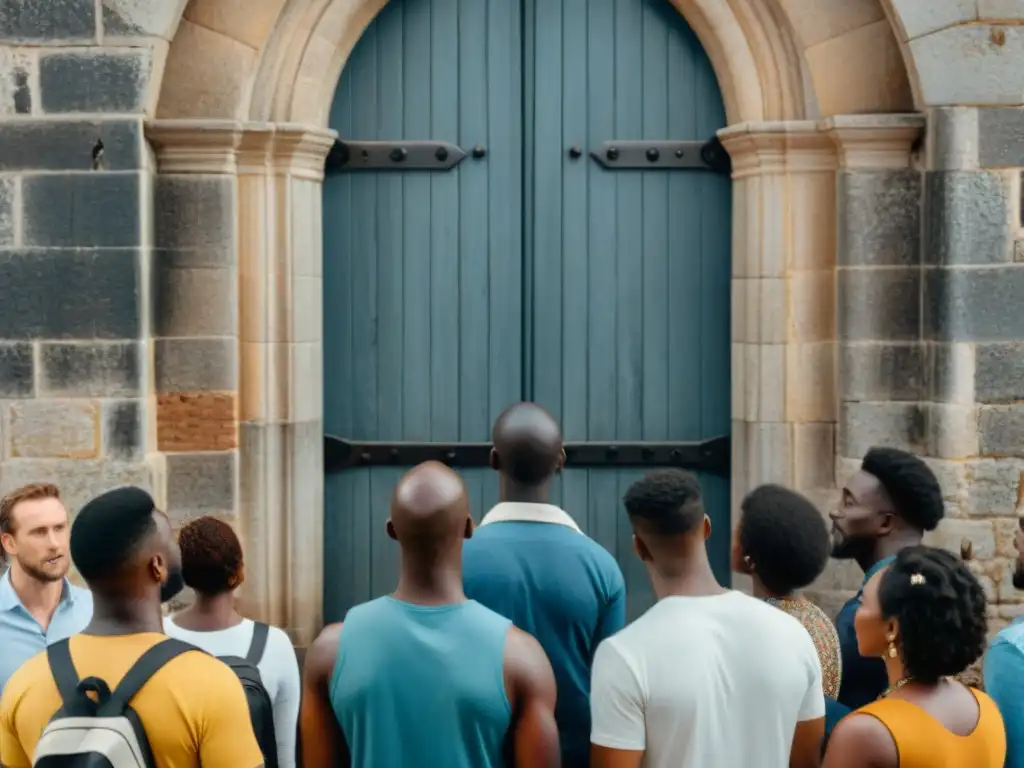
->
{"left": 146, "top": 0, "right": 922, "bottom": 646}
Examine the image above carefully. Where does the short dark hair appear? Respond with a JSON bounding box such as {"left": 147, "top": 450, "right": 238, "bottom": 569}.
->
{"left": 179, "top": 516, "right": 244, "bottom": 595}
{"left": 71, "top": 486, "right": 158, "bottom": 584}
{"left": 862, "top": 447, "right": 944, "bottom": 532}
{"left": 739, "top": 484, "right": 830, "bottom": 595}
{"left": 878, "top": 545, "right": 987, "bottom": 684}
{"left": 623, "top": 470, "right": 704, "bottom": 536}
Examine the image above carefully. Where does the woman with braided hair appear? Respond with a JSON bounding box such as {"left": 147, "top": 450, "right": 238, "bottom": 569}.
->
{"left": 822, "top": 545, "right": 1006, "bottom": 767}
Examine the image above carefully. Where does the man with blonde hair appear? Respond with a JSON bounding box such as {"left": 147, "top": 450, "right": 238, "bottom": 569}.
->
{"left": 0, "top": 483, "right": 92, "bottom": 693}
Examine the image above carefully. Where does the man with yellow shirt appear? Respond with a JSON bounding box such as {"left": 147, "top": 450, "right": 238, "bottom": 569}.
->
{"left": 0, "top": 486, "right": 264, "bottom": 768}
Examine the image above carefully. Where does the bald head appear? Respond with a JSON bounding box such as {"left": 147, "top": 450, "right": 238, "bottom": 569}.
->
{"left": 491, "top": 403, "right": 564, "bottom": 487}
{"left": 389, "top": 461, "right": 471, "bottom": 547}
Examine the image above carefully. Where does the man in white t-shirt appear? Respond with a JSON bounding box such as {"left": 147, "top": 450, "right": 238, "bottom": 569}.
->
{"left": 590, "top": 469, "right": 825, "bottom": 768}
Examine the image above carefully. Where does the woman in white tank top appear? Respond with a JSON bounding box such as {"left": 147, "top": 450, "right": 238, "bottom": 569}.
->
{"left": 163, "top": 516, "right": 301, "bottom": 768}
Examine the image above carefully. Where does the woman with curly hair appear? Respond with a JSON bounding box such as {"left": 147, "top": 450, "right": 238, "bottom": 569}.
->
{"left": 733, "top": 484, "right": 841, "bottom": 699}
{"left": 822, "top": 545, "right": 1006, "bottom": 767}
{"left": 164, "top": 516, "right": 300, "bottom": 768}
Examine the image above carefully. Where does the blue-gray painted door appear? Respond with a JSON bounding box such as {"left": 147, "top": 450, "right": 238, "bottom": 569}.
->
{"left": 323, "top": 0, "right": 731, "bottom": 624}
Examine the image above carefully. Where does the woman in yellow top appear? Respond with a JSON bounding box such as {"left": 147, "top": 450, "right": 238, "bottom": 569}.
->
{"left": 823, "top": 545, "right": 1006, "bottom": 768}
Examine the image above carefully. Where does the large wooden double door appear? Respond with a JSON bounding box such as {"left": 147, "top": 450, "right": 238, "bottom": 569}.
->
{"left": 322, "top": 0, "right": 732, "bottom": 623}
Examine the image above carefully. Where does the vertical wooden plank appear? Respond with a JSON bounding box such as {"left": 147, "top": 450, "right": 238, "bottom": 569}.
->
{"left": 692, "top": 26, "right": 733, "bottom": 583}
{"left": 351, "top": 470, "right": 372, "bottom": 604}
{"left": 430, "top": 0, "right": 461, "bottom": 441}
{"left": 558, "top": 0, "right": 590, "bottom": 532}
{"left": 578, "top": 0, "right": 617, "bottom": 551}
{"left": 457, "top": 0, "right": 492, "bottom": 519}
{"left": 370, "top": 467, "right": 403, "bottom": 596}
{"left": 401, "top": 0, "right": 433, "bottom": 441}
{"left": 375, "top": 2, "right": 406, "bottom": 443}
{"left": 482, "top": 0, "right": 524, "bottom": 517}
{"left": 666, "top": 21, "right": 701, "bottom": 445}
{"left": 487, "top": 0, "right": 524, "bottom": 424}
{"left": 612, "top": 0, "right": 643, "bottom": 442}
{"left": 323, "top": 70, "right": 355, "bottom": 622}
{"left": 640, "top": 3, "right": 670, "bottom": 443}
{"left": 349, "top": 26, "right": 380, "bottom": 445}
{"left": 458, "top": 0, "right": 490, "bottom": 444}
{"left": 529, "top": 0, "right": 562, "bottom": 417}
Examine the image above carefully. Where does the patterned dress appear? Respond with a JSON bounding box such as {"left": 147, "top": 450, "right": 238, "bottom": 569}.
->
{"left": 765, "top": 596, "right": 842, "bottom": 699}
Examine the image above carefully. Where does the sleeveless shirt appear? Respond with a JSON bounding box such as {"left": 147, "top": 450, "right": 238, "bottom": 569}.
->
{"left": 329, "top": 596, "right": 512, "bottom": 768}
{"left": 858, "top": 688, "right": 1006, "bottom": 768}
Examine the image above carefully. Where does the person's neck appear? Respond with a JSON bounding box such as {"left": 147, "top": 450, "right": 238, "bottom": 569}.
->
{"left": 500, "top": 481, "right": 549, "bottom": 505}
{"left": 9, "top": 564, "right": 64, "bottom": 620}
{"left": 393, "top": 562, "right": 465, "bottom": 606}
{"left": 173, "top": 593, "right": 240, "bottom": 631}
{"left": 884, "top": 655, "right": 912, "bottom": 688}
{"left": 857, "top": 533, "right": 921, "bottom": 574}
{"left": 84, "top": 596, "right": 163, "bottom": 636}
{"left": 651, "top": 556, "right": 726, "bottom": 600}
{"left": 751, "top": 576, "right": 797, "bottom": 602}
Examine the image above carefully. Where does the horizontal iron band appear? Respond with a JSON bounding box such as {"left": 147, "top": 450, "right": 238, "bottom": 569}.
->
{"left": 325, "top": 435, "right": 729, "bottom": 475}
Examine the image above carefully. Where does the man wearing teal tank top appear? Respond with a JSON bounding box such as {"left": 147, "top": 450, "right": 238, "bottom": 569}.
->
{"left": 299, "top": 461, "right": 561, "bottom": 768}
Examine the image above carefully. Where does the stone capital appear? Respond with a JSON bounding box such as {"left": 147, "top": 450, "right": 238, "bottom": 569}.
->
{"left": 823, "top": 114, "right": 925, "bottom": 170}
{"left": 146, "top": 119, "right": 244, "bottom": 174}
{"left": 718, "top": 120, "right": 836, "bottom": 178}
{"left": 146, "top": 120, "right": 337, "bottom": 180}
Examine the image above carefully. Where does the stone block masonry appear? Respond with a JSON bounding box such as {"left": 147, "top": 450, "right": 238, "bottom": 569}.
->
{"left": 0, "top": 11, "right": 238, "bottom": 529}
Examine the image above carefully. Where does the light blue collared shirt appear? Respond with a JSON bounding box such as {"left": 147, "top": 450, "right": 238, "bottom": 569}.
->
{"left": 0, "top": 568, "right": 93, "bottom": 696}
{"left": 984, "top": 617, "right": 1024, "bottom": 768}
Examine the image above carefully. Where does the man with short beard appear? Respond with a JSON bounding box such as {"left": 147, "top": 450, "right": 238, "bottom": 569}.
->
{"left": 829, "top": 447, "right": 945, "bottom": 713}
{"left": 0, "top": 483, "right": 92, "bottom": 694}
{"left": 983, "top": 519, "right": 1024, "bottom": 768}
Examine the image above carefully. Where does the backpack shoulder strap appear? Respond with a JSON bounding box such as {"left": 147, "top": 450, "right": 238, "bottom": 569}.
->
{"left": 101, "top": 639, "right": 203, "bottom": 715}
{"left": 246, "top": 622, "right": 270, "bottom": 665}
{"left": 46, "top": 639, "right": 80, "bottom": 707}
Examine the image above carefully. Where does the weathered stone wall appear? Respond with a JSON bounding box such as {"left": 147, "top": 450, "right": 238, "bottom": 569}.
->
{"left": 830, "top": 106, "right": 1024, "bottom": 634}
{"left": 0, "top": 3, "right": 154, "bottom": 526}
{"left": 0, "top": 2, "right": 238, "bottom": 548}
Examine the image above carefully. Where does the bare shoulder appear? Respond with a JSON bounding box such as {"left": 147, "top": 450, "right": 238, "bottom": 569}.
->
{"left": 503, "top": 626, "right": 549, "bottom": 672}
{"left": 503, "top": 626, "right": 555, "bottom": 692}
{"left": 826, "top": 713, "right": 898, "bottom": 766}
{"left": 305, "top": 622, "right": 344, "bottom": 680}
{"left": 503, "top": 626, "right": 556, "bottom": 715}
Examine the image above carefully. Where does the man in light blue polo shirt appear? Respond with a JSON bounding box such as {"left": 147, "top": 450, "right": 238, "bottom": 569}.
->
{"left": 0, "top": 483, "right": 92, "bottom": 694}
{"left": 984, "top": 516, "right": 1024, "bottom": 768}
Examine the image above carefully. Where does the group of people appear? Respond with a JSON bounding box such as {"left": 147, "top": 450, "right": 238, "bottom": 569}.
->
{"left": 0, "top": 401, "right": 1020, "bottom": 767}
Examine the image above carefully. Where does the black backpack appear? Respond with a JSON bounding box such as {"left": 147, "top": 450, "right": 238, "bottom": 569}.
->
{"left": 38, "top": 637, "right": 201, "bottom": 767}
{"left": 217, "top": 622, "right": 278, "bottom": 768}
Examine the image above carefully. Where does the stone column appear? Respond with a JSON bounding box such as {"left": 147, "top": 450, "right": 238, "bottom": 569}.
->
{"left": 830, "top": 115, "right": 925, "bottom": 463}
{"left": 720, "top": 124, "right": 837, "bottom": 492}
{"left": 719, "top": 121, "right": 838, "bottom": 596}
{"left": 147, "top": 121, "right": 334, "bottom": 648}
